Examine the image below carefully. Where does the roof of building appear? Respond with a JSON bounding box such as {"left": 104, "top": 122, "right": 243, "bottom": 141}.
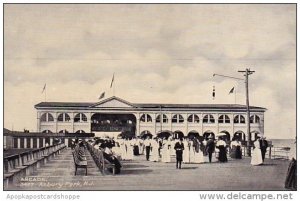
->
{"left": 35, "top": 96, "right": 266, "bottom": 111}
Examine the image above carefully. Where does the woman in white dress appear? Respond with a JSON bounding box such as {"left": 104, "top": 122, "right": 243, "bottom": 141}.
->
{"left": 194, "top": 138, "right": 204, "bottom": 163}
{"left": 161, "top": 138, "right": 171, "bottom": 163}
{"left": 119, "top": 138, "right": 127, "bottom": 160}
{"left": 189, "top": 139, "right": 195, "bottom": 163}
{"left": 150, "top": 138, "right": 159, "bottom": 162}
{"left": 125, "top": 139, "right": 134, "bottom": 160}
{"left": 251, "top": 139, "right": 263, "bottom": 166}
{"left": 170, "top": 138, "right": 176, "bottom": 157}
{"left": 183, "top": 138, "right": 190, "bottom": 163}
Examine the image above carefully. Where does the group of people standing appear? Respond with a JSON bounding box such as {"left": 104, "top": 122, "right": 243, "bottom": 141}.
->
{"left": 250, "top": 136, "right": 269, "bottom": 166}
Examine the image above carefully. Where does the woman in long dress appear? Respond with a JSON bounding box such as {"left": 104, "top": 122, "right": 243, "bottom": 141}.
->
{"left": 189, "top": 139, "right": 195, "bottom": 163}
{"left": 230, "top": 139, "right": 242, "bottom": 159}
{"left": 183, "top": 138, "right": 190, "bottom": 163}
{"left": 150, "top": 138, "right": 159, "bottom": 162}
{"left": 216, "top": 138, "right": 228, "bottom": 162}
{"left": 194, "top": 138, "right": 205, "bottom": 163}
{"left": 161, "top": 138, "right": 171, "bottom": 163}
{"left": 251, "top": 139, "right": 263, "bottom": 166}
{"left": 125, "top": 139, "right": 134, "bottom": 160}
{"left": 119, "top": 138, "right": 127, "bottom": 160}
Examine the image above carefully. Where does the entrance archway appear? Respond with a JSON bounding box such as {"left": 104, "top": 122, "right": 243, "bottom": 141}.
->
{"left": 156, "top": 130, "right": 172, "bottom": 139}
{"left": 188, "top": 130, "right": 202, "bottom": 141}
{"left": 219, "top": 130, "right": 231, "bottom": 142}
{"left": 233, "top": 131, "right": 246, "bottom": 141}
{"left": 140, "top": 130, "right": 153, "bottom": 139}
{"left": 173, "top": 130, "right": 184, "bottom": 139}
{"left": 203, "top": 131, "right": 215, "bottom": 140}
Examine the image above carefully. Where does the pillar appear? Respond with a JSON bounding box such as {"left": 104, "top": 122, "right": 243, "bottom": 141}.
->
{"left": 43, "top": 138, "right": 46, "bottom": 147}
{"left": 50, "top": 138, "right": 53, "bottom": 145}
{"left": 17, "top": 138, "right": 21, "bottom": 149}
{"left": 24, "top": 138, "right": 27, "bottom": 149}
{"left": 30, "top": 138, "right": 33, "bottom": 148}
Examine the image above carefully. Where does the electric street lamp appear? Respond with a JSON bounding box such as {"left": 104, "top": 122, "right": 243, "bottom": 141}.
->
{"left": 213, "top": 68, "right": 255, "bottom": 157}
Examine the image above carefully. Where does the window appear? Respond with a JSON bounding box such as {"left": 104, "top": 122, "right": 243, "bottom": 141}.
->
{"left": 172, "top": 114, "right": 184, "bottom": 123}
{"left": 218, "top": 115, "right": 230, "bottom": 123}
{"left": 57, "top": 113, "right": 71, "bottom": 122}
{"left": 42, "top": 130, "right": 52, "bottom": 133}
{"left": 203, "top": 114, "right": 215, "bottom": 124}
{"left": 234, "top": 115, "right": 245, "bottom": 124}
{"left": 74, "top": 113, "right": 87, "bottom": 122}
{"left": 187, "top": 114, "right": 200, "bottom": 123}
{"left": 140, "top": 114, "right": 152, "bottom": 122}
{"left": 250, "top": 115, "right": 260, "bottom": 123}
{"left": 40, "top": 113, "right": 54, "bottom": 122}
{"left": 156, "top": 114, "right": 168, "bottom": 123}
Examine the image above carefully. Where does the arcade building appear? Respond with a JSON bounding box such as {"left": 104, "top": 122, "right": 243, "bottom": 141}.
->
{"left": 34, "top": 96, "right": 266, "bottom": 144}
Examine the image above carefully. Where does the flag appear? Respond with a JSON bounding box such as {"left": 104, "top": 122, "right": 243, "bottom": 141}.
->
{"left": 229, "top": 87, "right": 235, "bottom": 94}
{"left": 110, "top": 73, "right": 114, "bottom": 88}
{"left": 99, "top": 92, "right": 105, "bottom": 100}
{"left": 41, "top": 84, "right": 46, "bottom": 93}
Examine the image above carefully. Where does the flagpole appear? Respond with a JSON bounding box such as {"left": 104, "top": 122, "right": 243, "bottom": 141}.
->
{"left": 45, "top": 87, "right": 47, "bottom": 102}
{"left": 234, "top": 86, "right": 236, "bottom": 104}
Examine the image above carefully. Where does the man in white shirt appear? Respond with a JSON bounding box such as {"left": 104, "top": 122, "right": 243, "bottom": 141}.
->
{"left": 144, "top": 137, "right": 152, "bottom": 161}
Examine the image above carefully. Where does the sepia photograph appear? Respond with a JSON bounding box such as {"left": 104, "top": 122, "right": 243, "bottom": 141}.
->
{"left": 2, "top": 3, "right": 296, "bottom": 192}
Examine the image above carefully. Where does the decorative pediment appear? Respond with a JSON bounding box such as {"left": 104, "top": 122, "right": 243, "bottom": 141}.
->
{"left": 91, "top": 96, "right": 135, "bottom": 108}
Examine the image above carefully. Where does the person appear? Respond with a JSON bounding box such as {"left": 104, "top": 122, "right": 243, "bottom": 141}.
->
{"left": 174, "top": 138, "right": 184, "bottom": 169}
{"left": 251, "top": 138, "right": 263, "bottom": 166}
{"left": 119, "top": 138, "right": 127, "bottom": 160}
{"left": 259, "top": 136, "right": 268, "bottom": 162}
{"left": 189, "top": 138, "right": 195, "bottom": 163}
{"left": 183, "top": 138, "right": 190, "bottom": 163}
{"left": 150, "top": 138, "right": 159, "bottom": 162}
{"left": 133, "top": 137, "right": 139, "bottom": 155}
{"left": 161, "top": 137, "right": 171, "bottom": 163}
{"left": 144, "top": 136, "right": 152, "bottom": 161}
{"left": 205, "top": 135, "right": 215, "bottom": 163}
{"left": 103, "top": 146, "right": 122, "bottom": 174}
{"left": 285, "top": 137, "right": 296, "bottom": 190}
{"left": 125, "top": 138, "right": 134, "bottom": 160}
{"left": 74, "top": 140, "right": 87, "bottom": 163}
{"left": 216, "top": 137, "right": 228, "bottom": 162}
{"left": 230, "top": 138, "right": 242, "bottom": 159}
{"left": 194, "top": 138, "right": 204, "bottom": 163}
{"left": 138, "top": 137, "right": 144, "bottom": 155}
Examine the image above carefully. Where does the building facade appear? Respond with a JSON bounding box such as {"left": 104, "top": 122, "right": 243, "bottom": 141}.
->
{"left": 34, "top": 96, "right": 266, "bottom": 141}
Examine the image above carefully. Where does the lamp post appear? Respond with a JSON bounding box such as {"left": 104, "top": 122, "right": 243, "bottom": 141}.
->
{"left": 213, "top": 68, "right": 255, "bottom": 156}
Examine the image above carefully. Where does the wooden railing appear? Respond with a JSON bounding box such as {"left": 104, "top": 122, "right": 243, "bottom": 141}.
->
{"left": 3, "top": 143, "right": 66, "bottom": 188}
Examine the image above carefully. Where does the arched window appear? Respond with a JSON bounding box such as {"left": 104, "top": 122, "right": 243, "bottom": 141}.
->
{"left": 74, "top": 113, "right": 87, "bottom": 122}
{"left": 172, "top": 114, "right": 184, "bottom": 123}
{"left": 187, "top": 114, "right": 200, "bottom": 123}
{"left": 156, "top": 114, "right": 168, "bottom": 123}
{"left": 75, "top": 130, "right": 85, "bottom": 133}
{"left": 58, "top": 130, "right": 69, "bottom": 133}
{"left": 57, "top": 113, "right": 71, "bottom": 122}
{"left": 140, "top": 114, "right": 152, "bottom": 123}
{"left": 203, "top": 114, "right": 215, "bottom": 123}
{"left": 218, "top": 115, "right": 230, "bottom": 124}
{"left": 250, "top": 115, "right": 260, "bottom": 123}
{"left": 42, "top": 130, "right": 52, "bottom": 133}
{"left": 40, "top": 113, "right": 54, "bottom": 122}
{"left": 234, "top": 115, "right": 245, "bottom": 124}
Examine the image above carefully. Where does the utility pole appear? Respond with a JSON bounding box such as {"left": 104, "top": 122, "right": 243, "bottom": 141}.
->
{"left": 238, "top": 68, "right": 255, "bottom": 157}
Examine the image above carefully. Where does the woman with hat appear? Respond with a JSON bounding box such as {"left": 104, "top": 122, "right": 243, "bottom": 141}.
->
{"left": 251, "top": 137, "right": 263, "bottom": 166}
{"left": 216, "top": 136, "right": 228, "bottom": 162}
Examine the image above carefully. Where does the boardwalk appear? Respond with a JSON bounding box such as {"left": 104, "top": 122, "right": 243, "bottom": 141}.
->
{"left": 6, "top": 148, "right": 289, "bottom": 191}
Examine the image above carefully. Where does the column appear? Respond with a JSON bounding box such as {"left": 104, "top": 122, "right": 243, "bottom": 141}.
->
{"left": 37, "top": 138, "right": 40, "bottom": 148}
{"left": 216, "top": 113, "right": 219, "bottom": 134}
{"left": 30, "top": 138, "right": 33, "bottom": 148}
{"left": 17, "top": 138, "right": 21, "bottom": 149}
{"left": 153, "top": 113, "right": 157, "bottom": 135}
{"left": 72, "top": 112, "right": 75, "bottom": 133}
{"left": 135, "top": 113, "right": 140, "bottom": 136}
{"left": 24, "top": 138, "right": 27, "bottom": 149}
{"left": 43, "top": 138, "right": 46, "bottom": 147}
{"left": 185, "top": 113, "right": 188, "bottom": 136}
{"left": 50, "top": 138, "right": 53, "bottom": 145}
{"left": 55, "top": 112, "right": 58, "bottom": 133}
{"left": 37, "top": 112, "right": 41, "bottom": 132}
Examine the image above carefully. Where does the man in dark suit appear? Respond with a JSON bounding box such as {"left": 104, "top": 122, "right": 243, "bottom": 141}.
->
{"left": 174, "top": 138, "right": 184, "bottom": 169}
{"left": 259, "top": 136, "right": 268, "bottom": 162}
{"left": 206, "top": 135, "right": 215, "bottom": 163}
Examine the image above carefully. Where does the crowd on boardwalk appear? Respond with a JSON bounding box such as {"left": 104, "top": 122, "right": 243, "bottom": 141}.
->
{"left": 78, "top": 133, "right": 271, "bottom": 169}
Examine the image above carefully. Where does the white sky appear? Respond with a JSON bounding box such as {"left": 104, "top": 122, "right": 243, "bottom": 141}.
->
{"left": 3, "top": 4, "right": 296, "bottom": 139}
